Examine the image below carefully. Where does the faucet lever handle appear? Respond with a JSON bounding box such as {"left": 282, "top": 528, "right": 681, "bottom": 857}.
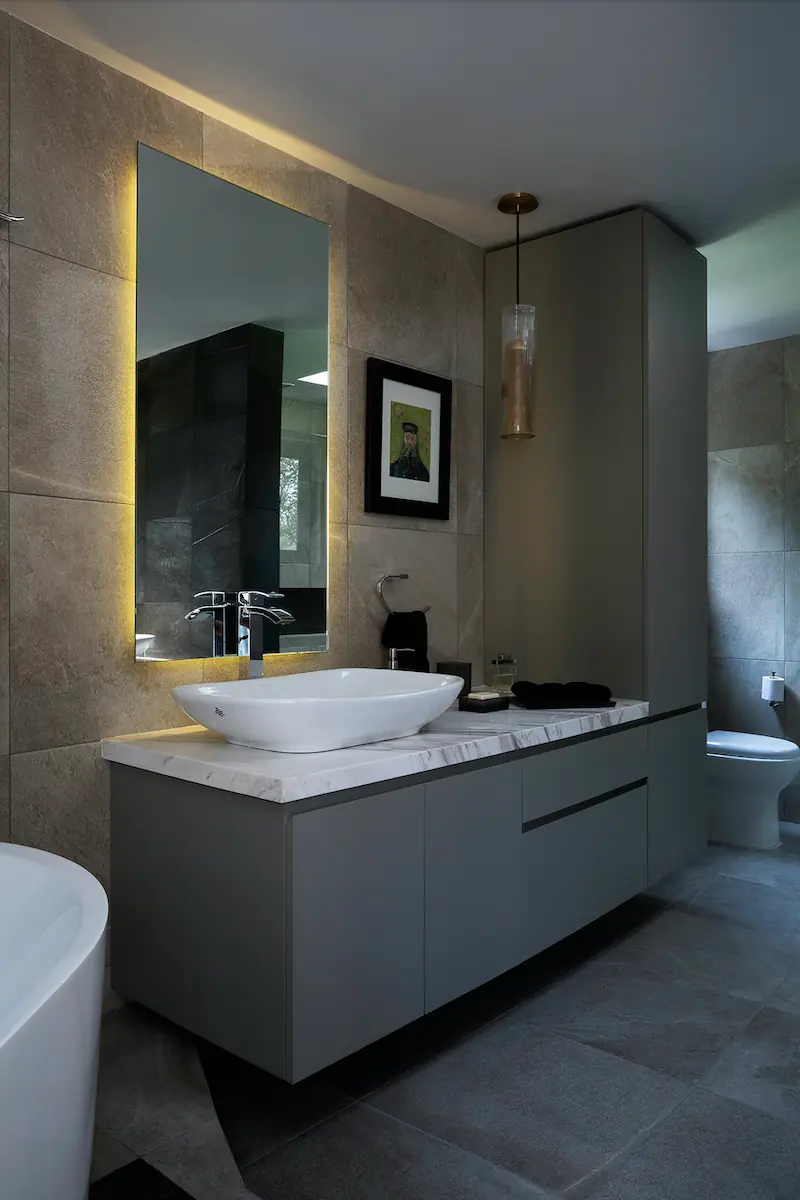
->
{"left": 238, "top": 589, "right": 284, "bottom": 605}
{"left": 193, "top": 590, "right": 229, "bottom": 607}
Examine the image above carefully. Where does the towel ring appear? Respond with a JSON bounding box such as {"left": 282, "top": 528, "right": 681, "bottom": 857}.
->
{"left": 377, "top": 573, "right": 430, "bottom": 615}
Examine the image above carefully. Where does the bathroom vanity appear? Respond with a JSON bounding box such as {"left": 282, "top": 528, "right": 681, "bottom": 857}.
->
{"left": 103, "top": 700, "right": 706, "bottom": 1082}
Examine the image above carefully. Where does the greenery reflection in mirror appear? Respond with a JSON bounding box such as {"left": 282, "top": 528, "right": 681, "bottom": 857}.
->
{"left": 135, "top": 145, "right": 329, "bottom": 662}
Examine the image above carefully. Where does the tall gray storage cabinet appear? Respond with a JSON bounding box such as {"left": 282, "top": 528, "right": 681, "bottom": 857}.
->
{"left": 485, "top": 208, "right": 708, "bottom": 884}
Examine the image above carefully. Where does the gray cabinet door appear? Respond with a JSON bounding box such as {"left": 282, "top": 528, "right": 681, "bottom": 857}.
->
{"left": 425, "top": 763, "right": 523, "bottom": 1012}
{"left": 644, "top": 214, "right": 708, "bottom": 713}
{"left": 648, "top": 708, "right": 708, "bottom": 885}
{"left": 289, "top": 786, "right": 425, "bottom": 1081}
{"left": 523, "top": 785, "right": 648, "bottom": 959}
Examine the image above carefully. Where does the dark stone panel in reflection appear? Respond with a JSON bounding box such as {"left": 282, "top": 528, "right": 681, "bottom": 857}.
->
{"left": 195, "top": 327, "right": 250, "bottom": 423}
{"left": 142, "top": 518, "right": 193, "bottom": 603}
{"left": 192, "top": 416, "right": 246, "bottom": 518}
{"left": 137, "top": 324, "right": 287, "bottom": 659}
{"left": 191, "top": 511, "right": 242, "bottom": 595}
{"left": 245, "top": 326, "right": 284, "bottom": 511}
{"left": 136, "top": 602, "right": 208, "bottom": 660}
{"left": 242, "top": 507, "right": 280, "bottom": 594}
{"left": 143, "top": 428, "right": 193, "bottom": 520}
{"left": 137, "top": 344, "right": 195, "bottom": 439}
{"left": 281, "top": 588, "right": 327, "bottom": 636}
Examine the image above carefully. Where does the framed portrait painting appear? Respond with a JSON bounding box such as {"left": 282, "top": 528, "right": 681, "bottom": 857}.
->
{"left": 364, "top": 358, "right": 452, "bottom": 520}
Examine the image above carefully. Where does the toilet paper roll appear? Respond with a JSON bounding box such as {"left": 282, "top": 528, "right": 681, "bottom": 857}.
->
{"left": 762, "top": 675, "right": 785, "bottom": 703}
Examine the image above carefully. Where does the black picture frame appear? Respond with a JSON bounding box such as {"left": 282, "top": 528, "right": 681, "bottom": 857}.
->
{"left": 364, "top": 357, "right": 452, "bottom": 520}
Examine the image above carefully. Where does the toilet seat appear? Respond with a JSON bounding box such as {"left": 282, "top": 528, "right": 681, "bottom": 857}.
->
{"left": 707, "top": 730, "right": 800, "bottom": 761}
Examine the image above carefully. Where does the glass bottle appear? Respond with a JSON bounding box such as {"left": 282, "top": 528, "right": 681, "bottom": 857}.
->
{"left": 491, "top": 654, "right": 517, "bottom": 696}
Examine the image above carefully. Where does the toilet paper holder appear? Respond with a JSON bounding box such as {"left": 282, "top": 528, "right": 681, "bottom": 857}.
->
{"left": 762, "top": 671, "right": 785, "bottom": 709}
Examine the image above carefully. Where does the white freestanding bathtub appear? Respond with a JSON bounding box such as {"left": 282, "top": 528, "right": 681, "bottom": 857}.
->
{"left": 0, "top": 844, "right": 108, "bottom": 1200}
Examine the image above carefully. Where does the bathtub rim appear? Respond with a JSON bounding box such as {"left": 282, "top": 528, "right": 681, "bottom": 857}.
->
{"left": 0, "top": 843, "right": 108, "bottom": 1053}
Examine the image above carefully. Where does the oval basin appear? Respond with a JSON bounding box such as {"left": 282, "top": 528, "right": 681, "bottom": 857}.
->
{"left": 173, "top": 668, "right": 464, "bottom": 753}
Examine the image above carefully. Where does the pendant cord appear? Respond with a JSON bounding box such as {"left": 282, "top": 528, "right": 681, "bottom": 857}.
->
{"left": 515, "top": 207, "right": 520, "bottom": 306}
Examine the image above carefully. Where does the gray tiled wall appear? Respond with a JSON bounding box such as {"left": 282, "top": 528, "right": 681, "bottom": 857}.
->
{"left": 0, "top": 15, "right": 485, "bottom": 888}
{"left": 707, "top": 334, "right": 800, "bottom": 819}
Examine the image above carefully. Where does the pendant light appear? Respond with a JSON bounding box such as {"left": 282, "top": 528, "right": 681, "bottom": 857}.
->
{"left": 497, "top": 192, "right": 538, "bottom": 440}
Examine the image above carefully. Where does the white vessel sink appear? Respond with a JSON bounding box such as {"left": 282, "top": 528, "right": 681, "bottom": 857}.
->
{"left": 173, "top": 668, "right": 463, "bottom": 753}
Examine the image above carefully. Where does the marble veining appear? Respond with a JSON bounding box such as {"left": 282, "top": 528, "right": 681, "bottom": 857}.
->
{"left": 101, "top": 700, "right": 649, "bottom": 804}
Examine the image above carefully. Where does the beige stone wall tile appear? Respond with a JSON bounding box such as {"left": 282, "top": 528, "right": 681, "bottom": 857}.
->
{"left": 348, "top": 524, "right": 458, "bottom": 669}
{"left": 328, "top": 342, "right": 349, "bottom": 526}
{"left": 9, "top": 494, "right": 202, "bottom": 752}
{"left": 457, "top": 534, "right": 485, "bottom": 684}
{"left": 346, "top": 186, "right": 457, "bottom": 378}
{"left": 9, "top": 19, "right": 202, "bottom": 278}
{"left": 457, "top": 239, "right": 485, "bottom": 387}
{"left": 0, "top": 11, "right": 8, "bottom": 236}
{"left": 10, "top": 246, "right": 134, "bottom": 502}
{"left": 457, "top": 382, "right": 484, "bottom": 536}
{"left": 0, "top": 492, "right": 7, "bottom": 756}
{"left": 0, "top": 755, "right": 8, "bottom": 841}
{"left": 10, "top": 741, "right": 110, "bottom": 888}
{"left": 0, "top": 242, "right": 7, "bottom": 492}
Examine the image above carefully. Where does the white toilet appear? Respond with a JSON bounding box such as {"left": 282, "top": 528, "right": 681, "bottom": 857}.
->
{"left": 707, "top": 730, "right": 800, "bottom": 850}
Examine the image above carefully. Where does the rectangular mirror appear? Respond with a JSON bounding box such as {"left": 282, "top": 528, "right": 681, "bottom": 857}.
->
{"left": 135, "top": 145, "right": 329, "bottom": 662}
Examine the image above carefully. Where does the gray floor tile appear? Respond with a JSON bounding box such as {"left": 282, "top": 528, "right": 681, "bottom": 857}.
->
{"left": 681, "top": 874, "right": 800, "bottom": 951}
{"left": 146, "top": 1117, "right": 254, "bottom": 1200}
{"left": 586, "top": 1090, "right": 800, "bottom": 1200}
{"left": 89, "top": 1159, "right": 196, "bottom": 1199}
{"left": 712, "top": 843, "right": 800, "bottom": 891}
{"left": 368, "top": 1021, "right": 686, "bottom": 1195}
{"left": 96, "top": 1005, "right": 220, "bottom": 1155}
{"left": 91, "top": 1130, "right": 137, "bottom": 1182}
{"left": 197, "top": 1040, "right": 352, "bottom": 1168}
{"left": 244, "top": 1103, "right": 557, "bottom": 1199}
{"left": 645, "top": 858, "right": 719, "bottom": 905}
{"left": 600, "top": 907, "right": 792, "bottom": 1003}
{"left": 772, "top": 968, "right": 800, "bottom": 1016}
{"left": 516, "top": 958, "right": 759, "bottom": 1081}
{"left": 702, "top": 1004, "right": 800, "bottom": 1127}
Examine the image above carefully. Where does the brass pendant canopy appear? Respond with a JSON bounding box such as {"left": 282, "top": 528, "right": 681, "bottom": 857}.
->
{"left": 497, "top": 192, "right": 539, "bottom": 216}
{"left": 498, "top": 193, "right": 537, "bottom": 440}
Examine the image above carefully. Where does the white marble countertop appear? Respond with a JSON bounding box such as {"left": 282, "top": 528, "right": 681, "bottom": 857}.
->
{"left": 101, "top": 699, "right": 649, "bottom": 805}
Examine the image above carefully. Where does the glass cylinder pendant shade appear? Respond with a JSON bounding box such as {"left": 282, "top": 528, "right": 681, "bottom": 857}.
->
{"left": 501, "top": 303, "right": 536, "bottom": 439}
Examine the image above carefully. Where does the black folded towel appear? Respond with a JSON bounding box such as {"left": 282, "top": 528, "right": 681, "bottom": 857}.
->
{"left": 381, "top": 610, "right": 429, "bottom": 673}
{"left": 512, "top": 681, "right": 615, "bottom": 709}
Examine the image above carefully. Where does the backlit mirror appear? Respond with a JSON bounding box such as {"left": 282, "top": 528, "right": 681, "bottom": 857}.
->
{"left": 135, "top": 145, "right": 329, "bottom": 662}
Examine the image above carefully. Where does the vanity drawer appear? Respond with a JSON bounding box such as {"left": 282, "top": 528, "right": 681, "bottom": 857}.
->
{"left": 523, "top": 783, "right": 648, "bottom": 958}
{"left": 522, "top": 725, "right": 647, "bottom": 824}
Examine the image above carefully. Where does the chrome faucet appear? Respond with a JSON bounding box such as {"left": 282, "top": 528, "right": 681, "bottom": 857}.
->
{"left": 184, "top": 592, "right": 236, "bottom": 657}
{"left": 237, "top": 590, "right": 295, "bottom": 677}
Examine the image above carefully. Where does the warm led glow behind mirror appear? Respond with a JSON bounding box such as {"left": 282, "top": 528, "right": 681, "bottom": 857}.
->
{"left": 135, "top": 145, "right": 330, "bottom": 662}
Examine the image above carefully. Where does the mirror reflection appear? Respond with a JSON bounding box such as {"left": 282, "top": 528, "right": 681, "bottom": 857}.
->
{"left": 135, "top": 145, "right": 329, "bottom": 662}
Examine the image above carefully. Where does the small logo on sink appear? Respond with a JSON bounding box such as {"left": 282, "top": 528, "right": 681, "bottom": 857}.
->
{"left": 215, "top": 707, "right": 225, "bottom": 718}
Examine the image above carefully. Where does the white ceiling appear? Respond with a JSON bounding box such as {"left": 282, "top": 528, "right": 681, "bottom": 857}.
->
{"left": 11, "top": 0, "right": 800, "bottom": 349}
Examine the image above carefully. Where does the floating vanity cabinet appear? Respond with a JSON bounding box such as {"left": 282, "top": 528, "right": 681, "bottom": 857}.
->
{"left": 107, "top": 702, "right": 707, "bottom": 1084}
{"left": 289, "top": 788, "right": 425, "bottom": 1081}
{"left": 647, "top": 708, "right": 708, "bottom": 885}
{"left": 424, "top": 763, "right": 523, "bottom": 1012}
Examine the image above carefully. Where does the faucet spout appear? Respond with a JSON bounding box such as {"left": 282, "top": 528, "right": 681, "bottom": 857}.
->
{"left": 241, "top": 604, "right": 296, "bottom": 626}
{"left": 184, "top": 605, "right": 219, "bottom": 621}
